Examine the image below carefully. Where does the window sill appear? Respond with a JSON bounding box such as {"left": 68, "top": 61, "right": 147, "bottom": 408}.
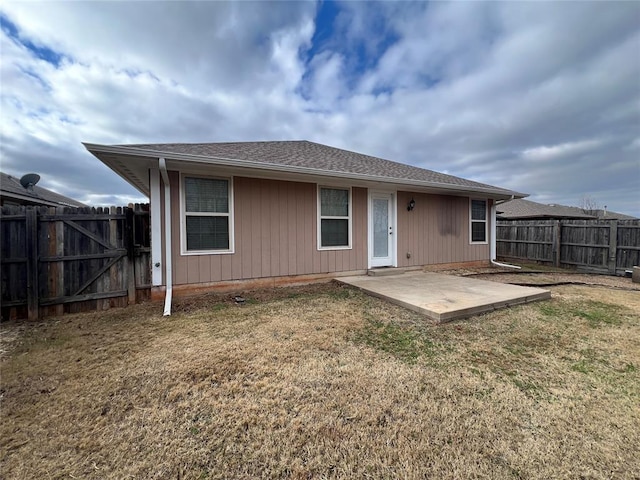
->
{"left": 181, "top": 249, "right": 235, "bottom": 256}
{"left": 317, "top": 245, "right": 353, "bottom": 251}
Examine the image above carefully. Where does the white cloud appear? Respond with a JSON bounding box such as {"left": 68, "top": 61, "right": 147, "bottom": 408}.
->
{"left": 305, "top": 51, "right": 346, "bottom": 107}
{"left": 521, "top": 140, "right": 604, "bottom": 162}
{"left": 0, "top": 1, "right": 638, "bottom": 216}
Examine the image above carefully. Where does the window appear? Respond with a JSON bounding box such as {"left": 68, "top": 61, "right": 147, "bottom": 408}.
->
{"left": 182, "top": 175, "right": 233, "bottom": 253}
{"left": 318, "top": 187, "right": 351, "bottom": 249}
{"left": 470, "top": 199, "right": 487, "bottom": 243}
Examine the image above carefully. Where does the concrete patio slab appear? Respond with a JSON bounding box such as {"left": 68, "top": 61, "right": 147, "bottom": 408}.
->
{"left": 337, "top": 271, "right": 551, "bottom": 322}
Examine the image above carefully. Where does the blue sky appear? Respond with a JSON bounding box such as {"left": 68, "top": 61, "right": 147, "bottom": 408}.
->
{"left": 1, "top": 1, "right": 639, "bottom": 216}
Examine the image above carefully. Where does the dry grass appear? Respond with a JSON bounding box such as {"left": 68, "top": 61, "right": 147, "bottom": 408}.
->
{"left": 1, "top": 281, "right": 639, "bottom": 479}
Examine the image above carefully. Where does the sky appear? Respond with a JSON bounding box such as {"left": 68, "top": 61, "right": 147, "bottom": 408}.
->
{"left": 1, "top": 1, "right": 639, "bottom": 216}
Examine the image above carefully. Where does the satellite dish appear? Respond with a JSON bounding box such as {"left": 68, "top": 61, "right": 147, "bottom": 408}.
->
{"left": 20, "top": 173, "right": 41, "bottom": 190}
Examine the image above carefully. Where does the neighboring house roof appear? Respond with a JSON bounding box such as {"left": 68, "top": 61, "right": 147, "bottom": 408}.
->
{"left": 497, "top": 198, "right": 637, "bottom": 220}
{"left": 588, "top": 209, "right": 637, "bottom": 220}
{"left": 0, "top": 171, "right": 87, "bottom": 208}
{"left": 83, "top": 140, "right": 526, "bottom": 200}
{"left": 497, "top": 199, "right": 594, "bottom": 219}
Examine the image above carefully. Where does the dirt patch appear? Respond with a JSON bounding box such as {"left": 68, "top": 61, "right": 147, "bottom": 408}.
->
{"left": 472, "top": 272, "right": 640, "bottom": 290}
{"left": 433, "top": 264, "right": 640, "bottom": 291}
{"left": 171, "top": 281, "right": 349, "bottom": 313}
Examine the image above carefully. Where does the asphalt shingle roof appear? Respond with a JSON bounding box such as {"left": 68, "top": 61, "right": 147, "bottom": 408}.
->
{"left": 497, "top": 198, "right": 637, "bottom": 220}
{"left": 121, "top": 140, "right": 519, "bottom": 195}
{"left": 1, "top": 171, "right": 86, "bottom": 208}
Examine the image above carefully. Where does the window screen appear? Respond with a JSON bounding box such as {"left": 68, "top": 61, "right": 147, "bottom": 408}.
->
{"left": 184, "top": 176, "right": 231, "bottom": 252}
{"left": 470, "top": 199, "right": 487, "bottom": 243}
{"left": 185, "top": 177, "right": 228, "bottom": 213}
{"left": 319, "top": 187, "right": 350, "bottom": 248}
{"left": 321, "top": 188, "right": 349, "bottom": 217}
{"left": 186, "top": 216, "right": 229, "bottom": 250}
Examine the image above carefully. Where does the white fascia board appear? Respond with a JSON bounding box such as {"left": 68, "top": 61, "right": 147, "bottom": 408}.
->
{"left": 83, "top": 144, "right": 154, "bottom": 196}
{"left": 83, "top": 143, "right": 528, "bottom": 200}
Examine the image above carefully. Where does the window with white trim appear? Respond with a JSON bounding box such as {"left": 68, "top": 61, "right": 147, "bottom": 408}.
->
{"left": 470, "top": 199, "right": 487, "bottom": 243}
{"left": 183, "top": 175, "right": 233, "bottom": 253}
{"left": 318, "top": 187, "right": 351, "bottom": 249}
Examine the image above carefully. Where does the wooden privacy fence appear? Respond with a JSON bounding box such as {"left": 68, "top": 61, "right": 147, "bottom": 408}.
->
{"left": 496, "top": 219, "right": 640, "bottom": 274}
{"left": 1, "top": 204, "right": 151, "bottom": 320}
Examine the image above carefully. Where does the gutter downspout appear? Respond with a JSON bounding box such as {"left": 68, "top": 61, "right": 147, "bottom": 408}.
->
{"left": 159, "top": 158, "right": 173, "bottom": 315}
{"left": 491, "top": 197, "right": 521, "bottom": 270}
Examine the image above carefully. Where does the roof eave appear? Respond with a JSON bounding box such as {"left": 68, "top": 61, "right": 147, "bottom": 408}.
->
{"left": 83, "top": 143, "right": 527, "bottom": 200}
{"left": 1, "top": 190, "right": 63, "bottom": 207}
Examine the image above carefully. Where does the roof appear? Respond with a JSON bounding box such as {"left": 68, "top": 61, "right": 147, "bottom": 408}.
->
{"left": 84, "top": 140, "right": 526, "bottom": 200}
{"left": 497, "top": 199, "right": 594, "bottom": 219}
{"left": 497, "top": 198, "right": 637, "bottom": 220}
{"left": 588, "top": 209, "right": 637, "bottom": 220}
{"left": 0, "top": 172, "right": 86, "bottom": 208}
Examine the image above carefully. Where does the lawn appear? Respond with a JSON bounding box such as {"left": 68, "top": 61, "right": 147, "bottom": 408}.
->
{"left": 1, "top": 281, "right": 639, "bottom": 479}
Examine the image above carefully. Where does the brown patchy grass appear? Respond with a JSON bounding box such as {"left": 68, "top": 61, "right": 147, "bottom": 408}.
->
{"left": 1, "top": 282, "right": 639, "bottom": 479}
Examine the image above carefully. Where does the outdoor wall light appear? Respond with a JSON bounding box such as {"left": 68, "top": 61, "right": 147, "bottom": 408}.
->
{"left": 407, "top": 198, "right": 416, "bottom": 211}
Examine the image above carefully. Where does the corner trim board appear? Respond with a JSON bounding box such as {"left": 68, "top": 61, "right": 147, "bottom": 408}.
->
{"left": 149, "top": 168, "right": 162, "bottom": 286}
{"left": 159, "top": 158, "right": 172, "bottom": 316}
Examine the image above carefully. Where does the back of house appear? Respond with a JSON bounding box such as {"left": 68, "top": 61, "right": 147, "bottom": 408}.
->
{"left": 84, "top": 140, "right": 524, "bottom": 302}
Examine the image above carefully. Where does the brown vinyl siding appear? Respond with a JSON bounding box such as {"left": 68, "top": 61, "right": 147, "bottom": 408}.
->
{"left": 159, "top": 171, "right": 491, "bottom": 287}
{"left": 169, "top": 173, "right": 367, "bottom": 285}
{"left": 396, "top": 191, "right": 491, "bottom": 267}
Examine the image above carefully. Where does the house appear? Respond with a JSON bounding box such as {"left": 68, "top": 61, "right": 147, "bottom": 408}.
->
{"left": 497, "top": 198, "right": 637, "bottom": 220}
{"left": 496, "top": 198, "right": 594, "bottom": 220}
{"left": 84, "top": 140, "right": 525, "bottom": 314}
{"left": 585, "top": 209, "right": 637, "bottom": 221}
{"left": 1, "top": 171, "right": 86, "bottom": 208}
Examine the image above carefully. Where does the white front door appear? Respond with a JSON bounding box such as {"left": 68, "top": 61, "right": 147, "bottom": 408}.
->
{"left": 369, "top": 192, "right": 395, "bottom": 268}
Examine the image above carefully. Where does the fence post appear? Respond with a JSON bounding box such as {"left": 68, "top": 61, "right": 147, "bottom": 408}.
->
{"left": 608, "top": 220, "right": 618, "bottom": 274}
{"left": 25, "top": 207, "right": 39, "bottom": 320}
{"left": 55, "top": 207, "right": 65, "bottom": 315}
{"left": 109, "top": 206, "right": 118, "bottom": 310}
{"left": 552, "top": 220, "right": 561, "bottom": 267}
{"left": 125, "top": 207, "right": 137, "bottom": 304}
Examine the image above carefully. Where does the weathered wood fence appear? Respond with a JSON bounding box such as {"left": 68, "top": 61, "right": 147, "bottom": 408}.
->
{"left": 1, "top": 204, "right": 151, "bottom": 320}
{"left": 497, "top": 219, "right": 640, "bottom": 274}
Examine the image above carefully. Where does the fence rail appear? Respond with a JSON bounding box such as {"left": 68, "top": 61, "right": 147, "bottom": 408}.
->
{"left": 1, "top": 204, "right": 151, "bottom": 320}
{"left": 496, "top": 219, "right": 640, "bottom": 274}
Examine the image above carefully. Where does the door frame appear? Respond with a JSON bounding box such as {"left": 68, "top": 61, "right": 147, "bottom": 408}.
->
{"left": 367, "top": 190, "right": 397, "bottom": 269}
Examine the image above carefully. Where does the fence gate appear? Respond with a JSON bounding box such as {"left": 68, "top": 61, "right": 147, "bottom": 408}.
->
{"left": 1, "top": 205, "right": 151, "bottom": 321}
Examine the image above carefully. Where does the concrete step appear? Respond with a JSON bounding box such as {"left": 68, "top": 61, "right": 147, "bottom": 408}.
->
{"left": 367, "top": 267, "right": 407, "bottom": 277}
